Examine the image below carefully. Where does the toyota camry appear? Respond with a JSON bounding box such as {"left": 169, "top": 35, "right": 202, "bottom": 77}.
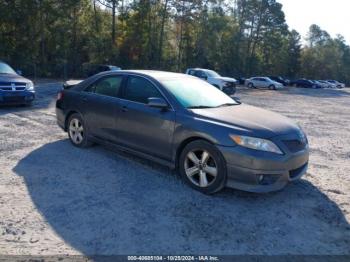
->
{"left": 56, "top": 70, "right": 309, "bottom": 194}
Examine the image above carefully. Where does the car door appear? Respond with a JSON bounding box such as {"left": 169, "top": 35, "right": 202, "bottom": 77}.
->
{"left": 117, "top": 75, "right": 176, "bottom": 161}
{"left": 259, "top": 78, "right": 269, "bottom": 88}
{"left": 253, "top": 78, "right": 262, "bottom": 88}
{"left": 79, "top": 75, "right": 124, "bottom": 142}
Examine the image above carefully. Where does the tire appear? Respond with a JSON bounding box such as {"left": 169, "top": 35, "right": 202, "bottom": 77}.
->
{"left": 248, "top": 83, "right": 254, "bottom": 88}
{"left": 293, "top": 84, "right": 298, "bottom": 87}
{"left": 268, "top": 85, "right": 276, "bottom": 90}
{"left": 179, "top": 140, "right": 227, "bottom": 194}
{"left": 67, "top": 113, "right": 92, "bottom": 148}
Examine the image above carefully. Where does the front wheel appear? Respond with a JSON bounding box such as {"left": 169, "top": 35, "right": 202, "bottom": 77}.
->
{"left": 179, "top": 140, "right": 227, "bottom": 194}
{"left": 268, "top": 85, "right": 276, "bottom": 90}
{"left": 67, "top": 113, "right": 92, "bottom": 148}
{"left": 248, "top": 83, "right": 254, "bottom": 88}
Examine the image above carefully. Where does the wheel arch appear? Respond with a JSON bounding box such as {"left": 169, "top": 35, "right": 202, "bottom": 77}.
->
{"left": 175, "top": 136, "right": 215, "bottom": 169}
{"left": 64, "top": 110, "right": 81, "bottom": 131}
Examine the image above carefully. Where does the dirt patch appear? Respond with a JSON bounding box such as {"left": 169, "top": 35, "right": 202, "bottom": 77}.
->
{"left": 0, "top": 83, "right": 349, "bottom": 255}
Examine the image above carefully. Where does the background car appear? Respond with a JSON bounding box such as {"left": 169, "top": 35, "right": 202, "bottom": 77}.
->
{"left": 83, "top": 64, "right": 121, "bottom": 77}
{"left": 309, "top": 80, "right": 323, "bottom": 89}
{"left": 312, "top": 80, "right": 327, "bottom": 88}
{"left": 326, "top": 80, "right": 345, "bottom": 88}
{"left": 268, "top": 76, "right": 289, "bottom": 86}
{"left": 0, "top": 61, "right": 35, "bottom": 106}
{"left": 290, "top": 79, "right": 317, "bottom": 88}
{"left": 185, "top": 68, "right": 237, "bottom": 95}
{"left": 245, "top": 77, "right": 284, "bottom": 90}
{"left": 237, "top": 77, "right": 246, "bottom": 85}
{"left": 318, "top": 80, "right": 336, "bottom": 88}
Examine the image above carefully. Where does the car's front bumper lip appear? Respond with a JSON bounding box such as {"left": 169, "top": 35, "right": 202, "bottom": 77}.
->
{"left": 0, "top": 91, "right": 35, "bottom": 105}
{"left": 218, "top": 142, "right": 309, "bottom": 193}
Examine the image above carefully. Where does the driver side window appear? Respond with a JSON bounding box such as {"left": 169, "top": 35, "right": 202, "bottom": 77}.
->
{"left": 124, "top": 76, "right": 162, "bottom": 104}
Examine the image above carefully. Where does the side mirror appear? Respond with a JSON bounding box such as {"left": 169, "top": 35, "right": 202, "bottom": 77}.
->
{"left": 16, "top": 70, "right": 22, "bottom": 75}
{"left": 148, "top": 97, "right": 168, "bottom": 109}
{"left": 201, "top": 75, "right": 208, "bottom": 80}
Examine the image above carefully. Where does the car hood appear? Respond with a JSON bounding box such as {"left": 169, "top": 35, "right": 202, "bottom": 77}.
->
{"left": 192, "top": 104, "right": 300, "bottom": 138}
{"left": 211, "top": 76, "right": 237, "bottom": 82}
{"left": 0, "top": 73, "right": 31, "bottom": 83}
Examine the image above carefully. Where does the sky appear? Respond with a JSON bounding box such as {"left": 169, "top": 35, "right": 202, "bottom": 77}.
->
{"left": 278, "top": 0, "right": 350, "bottom": 44}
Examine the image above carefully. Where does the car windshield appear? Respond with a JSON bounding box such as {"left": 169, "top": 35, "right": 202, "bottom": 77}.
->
{"left": 0, "top": 62, "right": 16, "bottom": 74}
{"left": 160, "top": 77, "right": 238, "bottom": 108}
{"left": 204, "top": 70, "right": 220, "bottom": 78}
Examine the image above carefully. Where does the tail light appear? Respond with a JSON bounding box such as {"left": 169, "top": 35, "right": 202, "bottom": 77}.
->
{"left": 57, "top": 91, "right": 64, "bottom": 101}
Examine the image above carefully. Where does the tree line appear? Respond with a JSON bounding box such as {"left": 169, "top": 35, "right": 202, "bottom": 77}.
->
{"left": 0, "top": 0, "right": 349, "bottom": 84}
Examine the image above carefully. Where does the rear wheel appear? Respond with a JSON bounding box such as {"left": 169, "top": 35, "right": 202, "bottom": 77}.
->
{"left": 67, "top": 113, "right": 92, "bottom": 148}
{"left": 179, "top": 140, "right": 227, "bottom": 194}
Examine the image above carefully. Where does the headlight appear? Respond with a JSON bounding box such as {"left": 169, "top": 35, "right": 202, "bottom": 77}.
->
{"left": 230, "top": 135, "right": 283, "bottom": 154}
{"left": 26, "top": 81, "right": 34, "bottom": 91}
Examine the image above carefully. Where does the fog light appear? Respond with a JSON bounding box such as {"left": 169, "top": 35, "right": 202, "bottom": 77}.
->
{"left": 257, "top": 174, "right": 279, "bottom": 185}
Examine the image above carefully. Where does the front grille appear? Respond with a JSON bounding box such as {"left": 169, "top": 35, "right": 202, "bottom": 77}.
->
{"left": 0, "top": 82, "right": 27, "bottom": 91}
{"left": 282, "top": 139, "right": 306, "bottom": 153}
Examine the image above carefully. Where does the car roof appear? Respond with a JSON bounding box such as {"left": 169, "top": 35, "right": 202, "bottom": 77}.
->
{"left": 97, "top": 70, "right": 193, "bottom": 80}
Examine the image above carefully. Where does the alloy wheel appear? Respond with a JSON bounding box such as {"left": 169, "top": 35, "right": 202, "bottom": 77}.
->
{"left": 69, "top": 118, "right": 84, "bottom": 145}
{"left": 184, "top": 150, "right": 218, "bottom": 188}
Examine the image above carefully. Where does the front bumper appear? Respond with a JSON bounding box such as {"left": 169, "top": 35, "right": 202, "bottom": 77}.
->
{"left": 218, "top": 136, "right": 309, "bottom": 193}
{"left": 0, "top": 91, "right": 35, "bottom": 105}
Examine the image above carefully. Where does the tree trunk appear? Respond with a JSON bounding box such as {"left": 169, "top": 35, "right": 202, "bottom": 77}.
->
{"left": 158, "top": 0, "right": 169, "bottom": 67}
{"left": 112, "top": 0, "right": 116, "bottom": 45}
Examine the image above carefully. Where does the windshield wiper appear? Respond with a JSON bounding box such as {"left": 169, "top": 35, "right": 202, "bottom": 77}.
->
{"left": 187, "top": 105, "right": 215, "bottom": 109}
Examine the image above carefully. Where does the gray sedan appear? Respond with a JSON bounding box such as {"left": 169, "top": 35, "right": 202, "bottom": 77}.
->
{"left": 56, "top": 70, "right": 309, "bottom": 194}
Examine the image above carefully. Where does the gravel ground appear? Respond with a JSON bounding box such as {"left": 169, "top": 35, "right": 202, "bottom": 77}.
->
{"left": 0, "top": 82, "right": 349, "bottom": 255}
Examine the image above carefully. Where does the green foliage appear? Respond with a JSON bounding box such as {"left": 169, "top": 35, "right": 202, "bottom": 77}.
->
{"left": 0, "top": 0, "right": 349, "bottom": 84}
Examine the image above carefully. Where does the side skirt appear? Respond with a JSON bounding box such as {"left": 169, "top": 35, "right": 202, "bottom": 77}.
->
{"left": 88, "top": 136, "right": 176, "bottom": 169}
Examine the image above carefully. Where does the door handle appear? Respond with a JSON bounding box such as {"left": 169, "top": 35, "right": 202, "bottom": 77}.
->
{"left": 121, "top": 106, "right": 128, "bottom": 112}
{"left": 82, "top": 97, "right": 88, "bottom": 102}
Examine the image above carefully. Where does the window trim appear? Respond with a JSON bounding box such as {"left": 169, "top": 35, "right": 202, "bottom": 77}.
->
{"left": 120, "top": 75, "right": 174, "bottom": 111}
{"left": 83, "top": 75, "right": 125, "bottom": 98}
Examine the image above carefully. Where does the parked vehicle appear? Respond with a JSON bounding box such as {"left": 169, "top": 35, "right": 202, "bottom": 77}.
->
{"left": 56, "top": 70, "right": 309, "bottom": 194}
{"left": 318, "top": 80, "right": 337, "bottom": 88}
{"left": 83, "top": 64, "right": 121, "bottom": 77}
{"left": 245, "top": 77, "right": 284, "bottom": 90}
{"left": 0, "top": 61, "right": 35, "bottom": 106}
{"left": 326, "top": 80, "right": 345, "bottom": 88}
{"left": 309, "top": 80, "right": 323, "bottom": 89}
{"left": 268, "top": 76, "right": 289, "bottom": 86}
{"left": 290, "top": 79, "right": 317, "bottom": 88}
{"left": 185, "top": 68, "right": 236, "bottom": 95}
{"left": 237, "top": 77, "right": 246, "bottom": 85}
{"left": 311, "top": 80, "right": 327, "bottom": 88}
